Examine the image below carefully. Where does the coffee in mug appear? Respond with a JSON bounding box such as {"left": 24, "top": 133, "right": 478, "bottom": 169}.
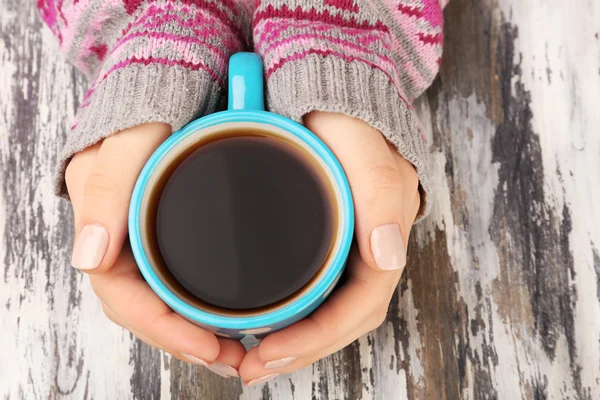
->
{"left": 146, "top": 128, "right": 338, "bottom": 312}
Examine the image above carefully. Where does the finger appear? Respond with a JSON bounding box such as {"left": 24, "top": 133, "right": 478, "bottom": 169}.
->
{"left": 101, "top": 300, "right": 245, "bottom": 378}
{"left": 304, "top": 112, "right": 417, "bottom": 272}
{"left": 201, "top": 339, "right": 246, "bottom": 378}
{"left": 241, "top": 253, "right": 400, "bottom": 374}
{"left": 239, "top": 347, "right": 280, "bottom": 386}
{"left": 64, "top": 143, "right": 102, "bottom": 226}
{"left": 240, "top": 319, "right": 376, "bottom": 384}
{"left": 89, "top": 246, "right": 220, "bottom": 364}
{"left": 71, "top": 122, "right": 171, "bottom": 272}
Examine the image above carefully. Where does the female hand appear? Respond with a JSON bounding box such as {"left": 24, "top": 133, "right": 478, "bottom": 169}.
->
{"left": 66, "top": 123, "right": 246, "bottom": 378}
{"left": 238, "top": 112, "right": 421, "bottom": 386}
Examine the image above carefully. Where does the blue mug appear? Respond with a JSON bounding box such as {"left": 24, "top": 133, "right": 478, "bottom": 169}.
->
{"left": 129, "top": 53, "right": 354, "bottom": 340}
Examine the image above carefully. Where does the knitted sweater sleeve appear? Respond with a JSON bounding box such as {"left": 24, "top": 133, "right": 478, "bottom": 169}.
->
{"left": 37, "top": 0, "right": 251, "bottom": 196}
{"left": 253, "top": 0, "right": 448, "bottom": 218}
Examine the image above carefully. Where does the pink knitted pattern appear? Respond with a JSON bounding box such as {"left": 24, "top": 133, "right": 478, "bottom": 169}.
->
{"left": 38, "top": 0, "right": 246, "bottom": 127}
{"left": 254, "top": 0, "right": 446, "bottom": 101}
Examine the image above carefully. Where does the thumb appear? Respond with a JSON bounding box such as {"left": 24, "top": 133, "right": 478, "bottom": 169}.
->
{"left": 305, "top": 112, "right": 417, "bottom": 272}
{"left": 70, "top": 123, "right": 170, "bottom": 273}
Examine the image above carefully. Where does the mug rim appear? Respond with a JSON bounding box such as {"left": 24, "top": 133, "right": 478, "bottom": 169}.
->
{"left": 138, "top": 121, "right": 345, "bottom": 315}
{"left": 129, "top": 110, "right": 354, "bottom": 330}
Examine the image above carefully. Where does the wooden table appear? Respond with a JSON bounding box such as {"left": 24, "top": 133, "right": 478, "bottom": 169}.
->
{"left": 1, "top": 0, "right": 599, "bottom": 398}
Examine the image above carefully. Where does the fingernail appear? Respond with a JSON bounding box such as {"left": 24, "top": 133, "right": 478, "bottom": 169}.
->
{"left": 182, "top": 353, "right": 208, "bottom": 367}
{"left": 370, "top": 224, "right": 406, "bottom": 271}
{"left": 71, "top": 224, "right": 109, "bottom": 270}
{"left": 245, "top": 373, "right": 279, "bottom": 387}
{"left": 207, "top": 362, "right": 239, "bottom": 378}
{"left": 264, "top": 356, "right": 297, "bottom": 369}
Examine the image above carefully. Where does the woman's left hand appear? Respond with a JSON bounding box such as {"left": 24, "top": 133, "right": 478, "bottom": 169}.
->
{"left": 238, "top": 111, "right": 421, "bottom": 386}
{"left": 66, "top": 123, "right": 246, "bottom": 376}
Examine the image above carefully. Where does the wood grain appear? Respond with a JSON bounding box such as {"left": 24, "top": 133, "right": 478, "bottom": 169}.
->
{"left": 1, "top": 0, "right": 599, "bottom": 398}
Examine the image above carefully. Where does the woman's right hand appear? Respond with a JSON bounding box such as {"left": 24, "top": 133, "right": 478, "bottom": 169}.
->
{"left": 65, "top": 123, "right": 246, "bottom": 378}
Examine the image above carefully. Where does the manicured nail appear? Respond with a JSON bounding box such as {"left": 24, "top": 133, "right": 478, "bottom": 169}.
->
{"left": 207, "top": 363, "right": 239, "bottom": 378}
{"left": 182, "top": 353, "right": 208, "bottom": 367}
{"left": 370, "top": 224, "right": 406, "bottom": 271}
{"left": 264, "top": 356, "right": 297, "bottom": 369}
{"left": 71, "top": 224, "right": 109, "bottom": 270}
{"left": 245, "top": 373, "right": 279, "bottom": 387}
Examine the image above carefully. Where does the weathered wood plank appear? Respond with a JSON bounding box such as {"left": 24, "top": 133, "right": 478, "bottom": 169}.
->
{"left": 0, "top": 1, "right": 140, "bottom": 399}
{"left": 1, "top": 0, "right": 599, "bottom": 398}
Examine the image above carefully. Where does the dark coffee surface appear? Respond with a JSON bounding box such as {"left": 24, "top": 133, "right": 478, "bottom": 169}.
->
{"left": 153, "top": 134, "right": 335, "bottom": 310}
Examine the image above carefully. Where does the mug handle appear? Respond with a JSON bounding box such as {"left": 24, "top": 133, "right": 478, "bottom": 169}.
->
{"left": 228, "top": 52, "right": 265, "bottom": 111}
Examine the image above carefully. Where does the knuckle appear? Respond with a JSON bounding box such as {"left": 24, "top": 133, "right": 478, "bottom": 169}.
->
{"left": 382, "top": 272, "right": 402, "bottom": 298}
{"left": 369, "top": 164, "right": 401, "bottom": 186}
{"left": 145, "top": 310, "right": 176, "bottom": 341}
{"left": 395, "top": 155, "right": 420, "bottom": 192}
{"left": 104, "top": 312, "right": 116, "bottom": 324}
{"left": 65, "top": 163, "right": 76, "bottom": 191}
{"left": 370, "top": 308, "right": 389, "bottom": 331}
{"left": 84, "top": 170, "right": 118, "bottom": 199}
{"left": 405, "top": 168, "right": 419, "bottom": 193}
{"left": 313, "top": 308, "right": 342, "bottom": 339}
{"left": 367, "top": 165, "right": 403, "bottom": 204}
{"left": 102, "top": 305, "right": 118, "bottom": 325}
{"left": 90, "top": 281, "right": 101, "bottom": 298}
{"left": 387, "top": 280, "right": 400, "bottom": 300}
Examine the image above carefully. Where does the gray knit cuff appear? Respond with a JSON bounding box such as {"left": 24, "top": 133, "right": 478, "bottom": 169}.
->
{"left": 265, "top": 54, "right": 431, "bottom": 220}
{"left": 56, "top": 64, "right": 221, "bottom": 197}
